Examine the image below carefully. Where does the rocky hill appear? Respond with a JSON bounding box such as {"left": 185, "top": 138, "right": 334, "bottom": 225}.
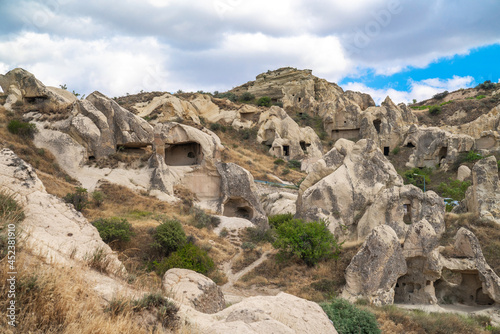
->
{"left": 1, "top": 67, "right": 500, "bottom": 333}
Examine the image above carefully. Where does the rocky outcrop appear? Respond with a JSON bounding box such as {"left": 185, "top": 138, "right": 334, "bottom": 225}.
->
{"left": 464, "top": 156, "right": 500, "bottom": 224}
{"left": 342, "top": 225, "right": 407, "bottom": 305}
{"left": 435, "top": 228, "right": 500, "bottom": 305}
{"left": 261, "top": 192, "right": 297, "bottom": 216}
{"left": 297, "top": 139, "right": 407, "bottom": 240}
{"left": 404, "top": 125, "right": 475, "bottom": 170}
{"left": 187, "top": 292, "right": 337, "bottom": 333}
{"left": 217, "top": 163, "right": 267, "bottom": 226}
{"left": 457, "top": 165, "right": 472, "bottom": 181}
{"left": 163, "top": 269, "right": 225, "bottom": 314}
{"left": 0, "top": 68, "right": 77, "bottom": 110}
{"left": 0, "top": 149, "right": 123, "bottom": 273}
{"left": 257, "top": 106, "right": 323, "bottom": 160}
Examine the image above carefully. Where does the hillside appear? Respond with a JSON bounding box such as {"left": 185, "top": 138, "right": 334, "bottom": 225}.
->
{"left": 1, "top": 67, "right": 500, "bottom": 333}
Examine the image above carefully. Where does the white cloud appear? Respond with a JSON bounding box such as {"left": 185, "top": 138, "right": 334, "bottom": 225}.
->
{"left": 342, "top": 75, "right": 475, "bottom": 105}
{"left": 0, "top": 32, "right": 172, "bottom": 97}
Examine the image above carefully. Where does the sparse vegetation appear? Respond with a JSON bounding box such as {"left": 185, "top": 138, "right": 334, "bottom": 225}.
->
{"left": 428, "top": 105, "right": 441, "bottom": 115}
{"left": 402, "top": 167, "right": 432, "bottom": 191}
{"left": 465, "top": 150, "right": 483, "bottom": 162}
{"left": 239, "top": 92, "right": 255, "bottom": 102}
{"left": 63, "top": 187, "right": 89, "bottom": 211}
{"left": 433, "top": 90, "right": 449, "bottom": 100}
{"left": 190, "top": 207, "right": 220, "bottom": 230}
{"left": 273, "top": 219, "right": 342, "bottom": 266}
{"left": 268, "top": 213, "right": 294, "bottom": 229}
{"left": 7, "top": 119, "right": 37, "bottom": 138}
{"left": 475, "top": 80, "right": 496, "bottom": 90}
{"left": 437, "top": 179, "right": 470, "bottom": 202}
{"left": 92, "top": 217, "right": 133, "bottom": 243}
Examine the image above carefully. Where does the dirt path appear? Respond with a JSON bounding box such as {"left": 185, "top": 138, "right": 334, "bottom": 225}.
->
{"left": 220, "top": 250, "right": 281, "bottom": 304}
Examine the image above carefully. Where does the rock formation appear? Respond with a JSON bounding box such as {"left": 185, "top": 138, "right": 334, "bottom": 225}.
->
{"left": 163, "top": 268, "right": 225, "bottom": 314}
{"left": 464, "top": 156, "right": 500, "bottom": 224}
{"left": 0, "top": 149, "right": 123, "bottom": 273}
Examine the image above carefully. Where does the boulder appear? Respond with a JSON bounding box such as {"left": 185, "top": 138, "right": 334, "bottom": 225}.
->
{"left": 464, "top": 156, "right": 500, "bottom": 224}
{"left": 0, "top": 149, "right": 123, "bottom": 273}
{"left": 261, "top": 192, "right": 297, "bottom": 216}
{"left": 163, "top": 268, "right": 225, "bottom": 314}
{"left": 198, "top": 292, "right": 337, "bottom": 333}
{"left": 342, "top": 225, "right": 407, "bottom": 305}
{"left": 457, "top": 165, "right": 472, "bottom": 181}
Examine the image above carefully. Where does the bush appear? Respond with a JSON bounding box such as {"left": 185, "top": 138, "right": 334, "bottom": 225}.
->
{"left": 321, "top": 298, "right": 380, "bottom": 334}
{"left": 257, "top": 96, "right": 272, "bottom": 107}
{"left": 91, "top": 191, "right": 105, "bottom": 207}
{"left": 391, "top": 146, "right": 400, "bottom": 155}
{"left": 151, "top": 219, "right": 186, "bottom": 257}
{"left": 274, "top": 158, "right": 285, "bottom": 165}
{"left": 465, "top": 150, "right": 483, "bottom": 162}
{"left": 63, "top": 187, "right": 88, "bottom": 211}
{"left": 190, "top": 207, "right": 220, "bottom": 230}
{"left": 428, "top": 105, "right": 441, "bottom": 115}
{"left": 272, "top": 219, "right": 342, "bottom": 266}
{"left": 92, "top": 217, "right": 133, "bottom": 243}
{"left": 219, "top": 227, "right": 229, "bottom": 237}
{"left": 433, "top": 91, "right": 449, "bottom": 100}
{"left": 0, "top": 190, "right": 25, "bottom": 224}
{"left": 476, "top": 80, "right": 496, "bottom": 90}
{"left": 154, "top": 243, "right": 214, "bottom": 276}
{"left": 437, "top": 179, "right": 471, "bottom": 202}
{"left": 239, "top": 92, "right": 255, "bottom": 102}
{"left": 268, "top": 213, "right": 293, "bottom": 229}
{"left": 287, "top": 160, "right": 301, "bottom": 169}
{"left": 243, "top": 226, "right": 275, "bottom": 244}
{"left": 402, "top": 168, "right": 432, "bottom": 191}
{"left": 7, "top": 120, "right": 37, "bottom": 138}
{"left": 214, "top": 92, "right": 237, "bottom": 102}
{"left": 241, "top": 242, "right": 256, "bottom": 251}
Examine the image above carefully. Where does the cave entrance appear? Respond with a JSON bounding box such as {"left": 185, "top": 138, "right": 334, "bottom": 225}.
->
{"left": 165, "top": 142, "right": 202, "bottom": 166}
{"left": 384, "top": 147, "right": 390, "bottom": 156}
{"left": 406, "top": 142, "right": 416, "bottom": 148}
{"left": 435, "top": 270, "right": 495, "bottom": 306}
{"left": 438, "top": 147, "right": 448, "bottom": 167}
{"left": 116, "top": 143, "right": 152, "bottom": 155}
{"left": 331, "top": 128, "right": 360, "bottom": 141}
{"left": 403, "top": 203, "right": 412, "bottom": 224}
{"left": 283, "top": 145, "right": 290, "bottom": 157}
{"left": 223, "top": 198, "right": 254, "bottom": 220}
{"left": 300, "top": 141, "right": 311, "bottom": 153}
{"left": 240, "top": 112, "right": 255, "bottom": 121}
{"left": 373, "top": 119, "right": 381, "bottom": 133}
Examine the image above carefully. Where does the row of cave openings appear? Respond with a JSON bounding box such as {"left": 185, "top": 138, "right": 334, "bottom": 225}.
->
{"left": 89, "top": 142, "right": 204, "bottom": 167}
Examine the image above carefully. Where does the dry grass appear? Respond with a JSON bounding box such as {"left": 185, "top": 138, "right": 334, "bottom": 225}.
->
{"left": 0, "top": 251, "right": 173, "bottom": 333}
{"left": 236, "top": 244, "right": 360, "bottom": 302}
{"left": 231, "top": 249, "right": 261, "bottom": 273}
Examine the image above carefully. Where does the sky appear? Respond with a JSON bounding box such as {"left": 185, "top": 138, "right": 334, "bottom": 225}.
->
{"left": 0, "top": 0, "right": 499, "bottom": 104}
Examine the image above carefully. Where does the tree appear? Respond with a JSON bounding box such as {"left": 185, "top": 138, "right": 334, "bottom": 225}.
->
{"left": 272, "top": 219, "right": 342, "bottom": 266}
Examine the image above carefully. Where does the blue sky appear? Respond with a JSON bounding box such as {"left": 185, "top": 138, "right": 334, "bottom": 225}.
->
{"left": 0, "top": 0, "right": 499, "bottom": 104}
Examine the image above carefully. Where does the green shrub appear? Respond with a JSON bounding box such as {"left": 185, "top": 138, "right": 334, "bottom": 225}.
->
{"left": 321, "top": 298, "right": 380, "bottom": 334}
{"left": 63, "top": 187, "right": 88, "bottom": 211}
{"left": 465, "top": 150, "right": 483, "bottom": 162}
{"left": 476, "top": 80, "right": 496, "bottom": 90}
{"left": 287, "top": 160, "right": 301, "bottom": 169}
{"left": 428, "top": 105, "right": 441, "bottom": 115}
{"left": 391, "top": 146, "right": 400, "bottom": 155}
{"left": 239, "top": 92, "right": 255, "bottom": 102}
{"left": 257, "top": 96, "right": 272, "bottom": 107}
{"left": 154, "top": 243, "right": 214, "bottom": 276}
{"left": 7, "top": 120, "right": 37, "bottom": 138}
{"left": 151, "top": 219, "right": 186, "bottom": 257}
{"left": 92, "top": 217, "right": 133, "bottom": 243}
{"left": 91, "top": 191, "right": 105, "bottom": 207}
{"left": 476, "top": 95, "right": 486, "bottom": 100}
{"left": 239, "top": 128, "right": 256, "bottom": 140}
{"left": 0, "top": 190, "right": 25, "bottom": 224}
{"left": 282, "top": 168, "right": 290, "bottom": 175}
{"left": 190, "top": 207, "right": 220, "bottom": 230}
{"left": 243, "top": 226, "right": 275, "bottom": 244}
{"left": 437, "top": 179, "right": 471, "bottom": 202}
{"left": 219, "top": 228, "right": 229, "bottom": 237}
{"left": 273, "top": 219, "right": 342, "bottom": 266}
{"left": 214, "top": 92, "right": 237, "bottom": 102}
{"left": 268, "top": 213, "right": 293, "bottom": 229}
{"left": 433, "top": 91, "right": 449, "bottom": 99}
{"left": 210, "top": 123, "right": 222, "bottom": 131}
{"left": 402, "top": 167, "right": 432, "bottom": 190}
{"left": 241, "top": 242, "right": 256, "bottom": 251}
{"left": 274, "top": 158, "right": 285, "bottom": 165}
